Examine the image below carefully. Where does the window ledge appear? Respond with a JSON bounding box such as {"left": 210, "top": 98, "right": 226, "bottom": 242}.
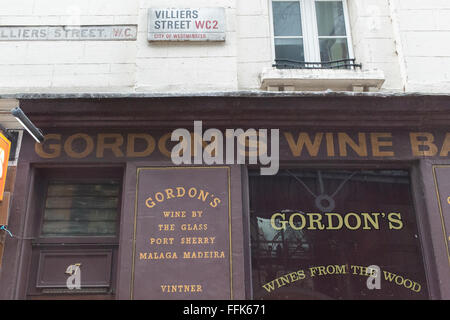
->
{"left": 260, "top": 67, "right": 385, "bottom": 92}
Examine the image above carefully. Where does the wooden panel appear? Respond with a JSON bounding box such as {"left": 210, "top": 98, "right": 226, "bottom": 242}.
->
{"left": 5, "top": 166, "right": 16, "bottom": 193}
{"left": 131, "top": 167, "right": 232, "bottom": 300}
{"left": 28, "top": 294, "right": 114, "bottom": 300}
{"left": 36, "top": 249, "right": 113, "bottom": 288}
{"left": 433, "top": 166, "right": 450, "bottom": 271}
{"left": 0, "top": 241, "right": 4, "bottom": 267}
{"left": 0, "top": 192, "right": 10, "bottom": 225}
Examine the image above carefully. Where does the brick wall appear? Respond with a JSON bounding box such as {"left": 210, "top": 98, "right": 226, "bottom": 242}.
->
{"left": 136, "top": 0, "right": 238, "bottom": 92}
{"left": 0, "top": 0, "right": 449, "bottom": 93}
{"left": 0, "top": 0, "right": 139, "bottom": 93}
{"left": 393, "top": 0, "right": 450, "bottom": 92}
{"left": 347, "top": 0, "right": 404, "bottom": 91}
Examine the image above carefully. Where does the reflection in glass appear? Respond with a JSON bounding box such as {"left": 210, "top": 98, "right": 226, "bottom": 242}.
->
{"left": 42, "top": 181, "right": 120, "bottom": 236}
{"left": 250, "top": 169, "right": 429, "bottom": 300}
{"left": 273, "top": 1, "right": 302, "bottom": 37}
{"left": 275, "top": 38, "right": 305, "bottom": 62}
{"left": 319, "top": 38, "right": 349, "bottom": 62}
{"left": 316, "top": 1, "right": 346, "bottom": 36}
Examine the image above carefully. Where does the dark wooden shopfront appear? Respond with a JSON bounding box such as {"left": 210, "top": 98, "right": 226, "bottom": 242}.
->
{"left": 0, "top": 93, "right": 449, "bottom": 300}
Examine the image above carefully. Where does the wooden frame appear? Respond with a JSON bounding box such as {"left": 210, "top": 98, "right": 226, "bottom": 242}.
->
{"left": 24, "top": 165, "right": 124, "bottom": 299}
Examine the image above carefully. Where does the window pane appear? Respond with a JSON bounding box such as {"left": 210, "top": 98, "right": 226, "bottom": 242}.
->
{"left": 316, "top": 1, "right": 346, "bottom": 36}
{"left": 42, "top": 181, "right": 120, "bottom": 237}
{"left": 273, "top": 1, "right": 302, "bottom": 37}
{"left": 275, "top": 38, "right": 305, "bottom": 62}
{"left": 319, "top": 38, "right": 349, "bottom": 62}
{"left": 250, "top": 169, "right": 429, "bottom": 300}
{"left": 42, "top": 221, "right": 117, "bottom": 236}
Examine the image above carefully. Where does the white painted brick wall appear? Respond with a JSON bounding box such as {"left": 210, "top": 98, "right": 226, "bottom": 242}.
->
{"left": 0, "top": 0, "right": 449, "bottom": 93}
{"left": 135, "top": 0, "right": 238, "bottom": 92}
{"left": 393, "top": 0, "right": 450, "bottom": 92}
{"left": 236, "top": 0, "right": 271, "bottom": 90}
{"left": 0, "top": 0, "right": 139, "bottom": 93}
{"left": 347, "top": 0, "right": 404, "bottom": 91}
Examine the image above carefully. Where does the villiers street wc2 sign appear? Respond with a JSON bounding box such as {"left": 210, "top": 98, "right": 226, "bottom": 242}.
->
{"left": 148, "top": 8, "right": 226, "bottom": 41}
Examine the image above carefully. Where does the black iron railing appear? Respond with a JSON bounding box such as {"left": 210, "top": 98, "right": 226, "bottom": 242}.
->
{"left": 273, "top": 58, "right": 362, "bottom": 70}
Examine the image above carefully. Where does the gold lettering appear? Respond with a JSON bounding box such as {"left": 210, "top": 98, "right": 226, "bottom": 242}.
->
{"left": 96, "top": 133, "right": 124, "bottom": 158}
{"left": 388, "top": 212, "right": 403, "bottom": 230}
{"left": 126, "top": 133, "right": 155, "bottom": 157}
{"left": 371, "top": 133, "right": 394, "bottom": 157}
{"left": 325, "top": 133, "right": 335, "bottom": 157}
{"left": 338, "top": 133, "right": 368, "bottom": 157}
{"left": 361, "top": 212, "right": 380, "bottom": 230}
{"left": 64, "top": 133, "right": 94, "bottom": 158}
{"left": 307, "top": 213, "right": 325, "bottom": 230}
{"left": 35, "top": 134, "right": 61, "bottom": 158}
{"left": 165, "top": 188, "right": 175, "bottom": 200}
{"left": 271, "top": 213, "right": 288, "bottom": 230}
{"left": 440, "top": 133, "right": 450, "bottom": 157}
{"left": 176, "top": 187, "right": 185, "bottom": 197}
{"left": 344, "top": 212, "right": 362, "bottom": 230}
{"left": 284, "top": 132, "right": 323, "bottom": 157}
{"left": 145, "top": 197, "right": 155, "bottom": 208}
{"left": 198, "top": 189, "right": 209, "bottom": 202}
{"left": 325, "top": 213, "right": 343, "bottom": 230}
{"left": 188, "top": 187, "right": 197, "bottom": 198}
{"left": 155, "top": 192, "right": 164, "bottom": 202}
{"left": 161, "top": 284, "right": 202, "bottom": 293}
{"left": 289, "top": 212, "right": 306, "bottom": 230}
{"left": 410, "top": 132, "right": 438, "bottom": 156}
{"left": 158, "top": 133, "right": 172, "bottom": 158}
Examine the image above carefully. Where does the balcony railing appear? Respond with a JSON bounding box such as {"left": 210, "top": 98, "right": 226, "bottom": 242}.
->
{"left": 273, "top": 58, "right": 362, "bottom": 70}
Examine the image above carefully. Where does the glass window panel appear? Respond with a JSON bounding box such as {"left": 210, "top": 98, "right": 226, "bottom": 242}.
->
{"left": 275, "top": 38, "right": 305, "bottom": 62}
{"left": 45, "top": 196, "right": 119, "bottom": 209}
{"left": 47, "top": 183, "right": 119, "bottom": 197}
{"left": 319, "top": 38, "right": 349, "bottom": 62}
{"left": 42, "top": 221, "right": 117, "bottom": 237}
{"left": 42, "top": 181, "right": 120, "bottom": 237}
{"left": 273, "top": 1, "right": 302, "bottom": 37}
{"left": 316, "top": 1, "right": 346, "bottom": 36}
{"left": 44, "top": 209, "right": 118, "bottom": 222}
{"left": 249, "top": 169, "right": 429, "bottom": 300}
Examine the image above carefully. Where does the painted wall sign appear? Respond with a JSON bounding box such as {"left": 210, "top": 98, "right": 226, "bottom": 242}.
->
{"left": 0, "top": 133, "right": 11, "bottom": 201}
{"left": 131, "top": 167, "right": 232, "bottom": 299}
{"left": 148, "top": 8, "right": 226, "bottom": 41}
{"left": 433, "top": 165, "right": 450, "bottom": 269}
{"left": 0, "top": 25, "right": 137, "bottom": 41}
{"left": 28, "top": 130, "right": 450, "bottom": 162}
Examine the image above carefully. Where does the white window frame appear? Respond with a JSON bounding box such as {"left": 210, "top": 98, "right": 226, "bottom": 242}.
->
{"left": 269, "top": 0, "right": 354, "bottom": 65}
